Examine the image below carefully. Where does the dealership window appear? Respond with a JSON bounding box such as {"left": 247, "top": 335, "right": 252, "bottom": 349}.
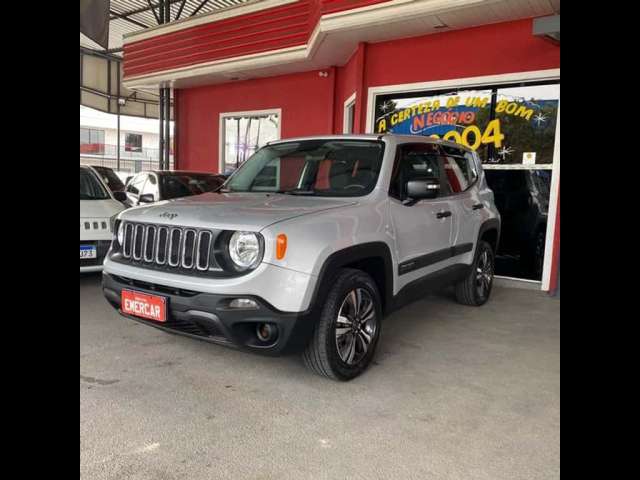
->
{"left": 372, "top": 80, "right": 559, "bottom": 283}
{"left": 220, "top": 110, "right": 280, "bottom": 174}
{"left": 125, "top": 133, "right": 143, "bottom": 152}
{"left": 493, "top": 84, "right": 559, "bottom": 165}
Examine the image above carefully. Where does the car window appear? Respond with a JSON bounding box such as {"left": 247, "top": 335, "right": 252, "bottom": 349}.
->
{"left": 160, "top": 174, "right": 224, "bottom": 200}
{"left": 441, "top": 149, "right": 477, "bottom": 194}
{"left": 126, "top": 174, "right": 146, "bottom": 195}
{"left": 224, "top": 140, "right": 385, "bottom": 197}
{"left": 389, "top": 143, "right": 441, "bottom": 200}
{"left": 80, "top": 167, "right": 110, "bottom": 200}
{"left": 94, "top": 167, "right": 125, "bottom": 192}
{"left": 141, "top": 174, "right": 159, "bottom": 199}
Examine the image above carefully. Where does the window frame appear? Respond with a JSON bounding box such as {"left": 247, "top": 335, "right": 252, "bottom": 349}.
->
{"left": 124, "top": 132, "right": 143, "bottom": 153}
{"left": 389, "top": 142, "right": 479, "bottom": 201}
{"left": 140, "top": 173, "right": 159, "bottom": 200}
{"left": 388, "top": 142, "right": 445, "bottom": 201}
{"left": 126, "top": 173, "right": 147, "bottom": 196}
{"left": 218, "top": 108, "right": 282, "bottom": 174}
{"left": 343, "top": 92, "right": 356, "bottom": 134}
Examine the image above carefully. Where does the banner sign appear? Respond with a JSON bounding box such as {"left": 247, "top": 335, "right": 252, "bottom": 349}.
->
{"left": 374, "top": 86, "right": 559, "bottom": 164}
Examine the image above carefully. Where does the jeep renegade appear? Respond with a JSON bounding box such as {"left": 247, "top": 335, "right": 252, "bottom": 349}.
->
{"left": 102, "top": 135, "right": 500, "bottom": 380}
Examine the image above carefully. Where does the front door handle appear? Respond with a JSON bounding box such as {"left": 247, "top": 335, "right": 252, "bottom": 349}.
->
{"left": 472, "top": 203, "right": 484, "bottom": 210}
{"left": 436, "top": 210, "right": 452, "bottom": 219}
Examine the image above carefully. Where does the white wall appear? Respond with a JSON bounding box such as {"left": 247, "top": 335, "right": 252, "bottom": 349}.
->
{"left": 81, "top": 105, "right": 173, "bottom": 151}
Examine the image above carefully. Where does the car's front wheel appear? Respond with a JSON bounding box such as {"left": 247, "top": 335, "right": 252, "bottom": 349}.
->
{"left": 455, "top": 240, "right": 495, "bottom": 306}
{"left": 302, "top": 268, "right": 382, "bottom": 381}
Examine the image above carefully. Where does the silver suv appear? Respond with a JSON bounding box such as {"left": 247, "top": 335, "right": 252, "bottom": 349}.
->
{"left": 103, "top": 135, "right": 500, "bottom": 380}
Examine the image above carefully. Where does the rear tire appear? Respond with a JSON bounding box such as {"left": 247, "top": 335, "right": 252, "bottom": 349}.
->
{"left": 302, "top": 268, "right": 382, "bottom": 381}
{"left": 455, "top": 240, "right": 495, "bottom": 306}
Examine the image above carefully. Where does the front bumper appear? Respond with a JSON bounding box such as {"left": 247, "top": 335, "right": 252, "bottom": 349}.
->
{"left": 102, "top": 272, "right": 317, "bottom": 355}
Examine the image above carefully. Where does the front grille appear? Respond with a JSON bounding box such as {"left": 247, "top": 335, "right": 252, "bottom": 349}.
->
{"left": 118, "top": 221, "right": 222, "bottom": 275}
{"left": 80, "top": 240, "right": 111, "bottom": 267}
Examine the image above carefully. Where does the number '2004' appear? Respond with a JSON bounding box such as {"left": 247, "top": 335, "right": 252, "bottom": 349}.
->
{"left": 430, "top": 119, "right": 504, "bottom": 151}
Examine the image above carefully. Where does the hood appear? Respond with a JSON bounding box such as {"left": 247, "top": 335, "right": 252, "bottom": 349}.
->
{"left": 118, "top": 192, "right": 358, "bottom": 231}
{"left": 80, "top": 199, "right": 125, "bottom": 219}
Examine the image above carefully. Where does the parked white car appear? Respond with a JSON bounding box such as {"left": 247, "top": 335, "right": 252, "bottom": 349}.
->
{"left": 80, "top": 165, "right": 126, "bottom": 273}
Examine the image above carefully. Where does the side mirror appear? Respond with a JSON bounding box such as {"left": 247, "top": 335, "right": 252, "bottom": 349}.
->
{"left": 138, "top": 193, "right": 155, "bottom": 204}
{"left": 112, "top": 191, "right": 127, "bottom": 202}
{"left": 404, "top": 178, "right": 440, "bottom": 205}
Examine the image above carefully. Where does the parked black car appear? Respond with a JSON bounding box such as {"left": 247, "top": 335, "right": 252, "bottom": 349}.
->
{"left": 123, "top": 170, "right": 227, "bottom": 207}
{"left": 484, "top": 169, "right": 550, "bottom": 280}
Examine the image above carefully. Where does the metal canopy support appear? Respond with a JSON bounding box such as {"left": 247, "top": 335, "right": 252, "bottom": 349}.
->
{"left": 157, "top": 0, "right": 173, "bottom": 170}
{"left": 533, "top": 14, "right": 560, "bottom": 43}
{"left": 109, "top": 9, "right": 149, "bottom": 29}
{"left": 191, "top": 0, "right": 210, "bottom": 17}
{"left": 117, "top": 62, "right": 121, "bottom": 170}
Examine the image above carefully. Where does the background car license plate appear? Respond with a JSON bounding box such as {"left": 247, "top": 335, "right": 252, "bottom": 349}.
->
{"left": 121, "top": 290, "right": 167, "bottom": 322}
{"left": 80, "top": 245, "right": 97, "bottom": 259}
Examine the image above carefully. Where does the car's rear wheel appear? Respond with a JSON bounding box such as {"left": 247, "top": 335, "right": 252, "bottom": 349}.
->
{"left": 455, "top": 240, "right": 495, "bottom": 306}
{"left": 302, "top": 268, "right": 382, "bottom": 381}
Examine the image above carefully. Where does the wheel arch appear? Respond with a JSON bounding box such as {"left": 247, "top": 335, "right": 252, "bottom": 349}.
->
{"left": 309, "top": 242, "right": 394, "bottom": 315}
{"left": 478, "top": 218, "right": 501, "bottom": 254}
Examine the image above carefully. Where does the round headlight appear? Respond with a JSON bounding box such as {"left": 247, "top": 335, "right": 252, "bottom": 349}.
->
{"left": 116, "top": 221, "right": 124, "bottom": 246}
{"left": 228, "top": 231, "right": 262, "bottom": 270}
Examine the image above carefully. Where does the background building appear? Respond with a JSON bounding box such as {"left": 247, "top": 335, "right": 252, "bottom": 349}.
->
{"left": 119, "top": 0, "right": 560, "bottom": 291}
{"left": 80, "top": 105, "right": 174, "bottom": 174}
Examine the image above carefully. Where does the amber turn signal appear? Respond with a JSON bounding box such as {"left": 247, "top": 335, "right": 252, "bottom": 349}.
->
{"left": 276, "top": 234, "right": 287, "bottom": 260}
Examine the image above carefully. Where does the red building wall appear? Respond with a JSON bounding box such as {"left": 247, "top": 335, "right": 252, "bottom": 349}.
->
{"left": 176, "top": 69, "right": 336, "bottom": 172}
{"left": 176, "top": 18, "right": 559, "bottom": 172}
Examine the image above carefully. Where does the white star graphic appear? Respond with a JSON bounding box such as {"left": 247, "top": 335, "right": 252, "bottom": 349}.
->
{"left": 497, "top": 146, "right": 514, "bottom": 160}
{"left": 533, "top": 112, "right": 547, "bottom": 127}
{"left": 379, "top": 101, "right": 394, "bottom": 113}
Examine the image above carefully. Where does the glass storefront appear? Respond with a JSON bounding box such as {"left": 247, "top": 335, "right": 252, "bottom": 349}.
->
{"left": 373, "top": 81, "right": 559, "bottom": 281}
{"left": 221, "top": 112, "right": 280, "bottom": 174}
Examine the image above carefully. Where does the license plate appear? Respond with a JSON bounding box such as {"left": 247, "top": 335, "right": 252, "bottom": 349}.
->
{"left": 80, "top": 245, "right": 97, "bottom": 259}
{"left": 121, "top": 290, "right": 167, "bottom": 322}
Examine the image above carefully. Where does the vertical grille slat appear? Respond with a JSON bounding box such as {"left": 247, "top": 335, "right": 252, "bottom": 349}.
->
{"left": 144, "top": 226, "right": 156, "bottom": 262}
{"left": 196, "top": 231, "right": 212, "bottom": 271}
{"left": 123, "top": 223, "right": 134, "bottom": 258}
{"left": 117, "top": 222, "right": 221, "bottom": 274}
{"left": 168, "top": 228, "right": 183, "bottom": 267}
{"left": 181, "top": 230, "right": 197, "bottom": 269}
{"left": 156, "top": 226, "right": 169, "bottom": 264}
{"left": 132, "top": 224, "right": 145, "bottom": 260}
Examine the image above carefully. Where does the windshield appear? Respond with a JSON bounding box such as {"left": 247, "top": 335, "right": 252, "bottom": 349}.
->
{"left": 161, "top": 174, "right": 225, "bottom": 200}
{"left": 223, "top": 139, "right": 385, "bottom": 196}
{"left": 80, "top": 167, "right": 110, "bottom": 200}
{"left": 93, "top": 166, "right": 125, "bottom": 192}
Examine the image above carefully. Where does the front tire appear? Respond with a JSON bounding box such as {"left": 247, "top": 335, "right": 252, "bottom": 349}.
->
{"left": 302, "top": 268, "right": 382, "bottom": 381}
{"left": 455, "top": 240, "right": 495, "bottom": 306}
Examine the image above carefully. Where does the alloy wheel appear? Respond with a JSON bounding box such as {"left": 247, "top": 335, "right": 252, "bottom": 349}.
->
{"left": 335, "top": 288, "right": 377, "bottom": 365}
{"left": 476, "top": 249, "right": 493, "bottom": 301}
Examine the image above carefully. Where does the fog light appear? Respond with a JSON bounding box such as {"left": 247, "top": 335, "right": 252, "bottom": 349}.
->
{"left": 256, "top": 323, "right": 277, "bottom": 342}
{"left": 228, "top": 298, "right": 259, "bottom": 310}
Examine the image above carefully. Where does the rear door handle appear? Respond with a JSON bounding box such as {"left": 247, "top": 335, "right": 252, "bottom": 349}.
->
{"left": 472, "top": 203, "right": 484, "bottom": 210}
{"left": 436, "top": 210, "right": 452, "bottom": 219}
